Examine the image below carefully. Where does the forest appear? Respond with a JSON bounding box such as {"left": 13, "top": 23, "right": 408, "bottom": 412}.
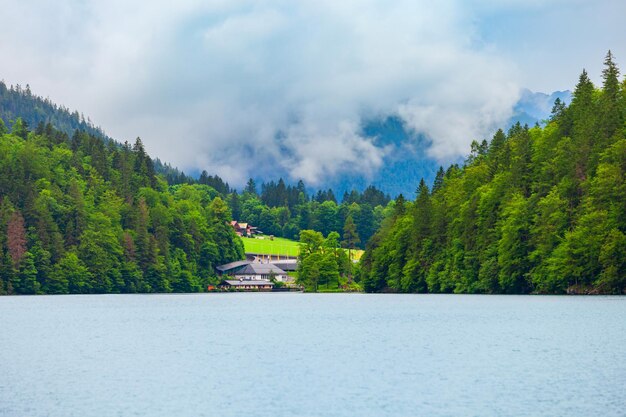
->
{"left": 2, "top": 52, "right": 625, "bottom": 295}
{"left": 360, "top": 52, "right": 626, "bottom": 295}
{"left": 0, "top": 85, "right": 393, "bottom": 295}
{"left": 0, "top": 81, "right": 110, "bottom": 143}
{"left": 0, "top": 120, "right": 244, "bottom": 294}
{"left": 227, "top": 179, "right": 390, "bottom": 247}
{"left": 0, "top": 76, "right": 401, "bottom": 295}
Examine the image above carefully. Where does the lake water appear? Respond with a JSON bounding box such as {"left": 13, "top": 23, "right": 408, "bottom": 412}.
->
{"left": 1, "top": 294, "right": 625, "bottom": 417}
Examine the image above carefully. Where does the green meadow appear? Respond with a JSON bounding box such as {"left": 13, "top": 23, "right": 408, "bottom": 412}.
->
{"left": 241, "top": 237, "right": 301, "bottom": 257}
{"left": 241, "top": 236, "right": 364, "bottom": 260}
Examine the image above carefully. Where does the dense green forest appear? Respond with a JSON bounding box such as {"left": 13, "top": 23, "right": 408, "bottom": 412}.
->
{"left": 0, "top": 120, "right": 244, "bottom": 294}
{"left": 229, "top": 179, "right": 390, "bottom": 247}
{"left": 361, "top": 52, "right": 626, "bottom": 295}
{"left": 0, "top": 81, "right": 111, "bottom": 143}
{"left": 295, "top": 213, "right": 364, "bottom": 292}
{"left": 0, "top": 80, "right": 201, "bottom": 186}
{"left": 4, "top": 53, "right": 623, "bottom": 295}
{"left": 0, "top": 79, "right": 393, "bottom": 252}
{"left": 159, "top": 169, "right": 391, "bottom": 247}
{"left": 0, "top": 82, "right": 393, "bottom": 295}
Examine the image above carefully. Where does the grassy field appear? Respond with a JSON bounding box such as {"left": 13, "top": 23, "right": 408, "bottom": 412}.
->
{"left": 241, "top": 236, "right": 364, "bottom": 260}
{"left": 241, "top": 236, "right": 301, "bottom": 257}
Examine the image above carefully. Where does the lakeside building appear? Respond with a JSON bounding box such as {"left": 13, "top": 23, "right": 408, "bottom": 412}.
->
{"left": 216, "top": 260, "right": 292, "bottom": 282}
{"left": 215, "top": 260, "right": 250, "bottom": 276}
{"left": 271, "top": 260, "right": 297, "bottom": 273}
{"left": 221, "top": 279, "right": 274, "bottom": 291}
{"left": 235, "top": 263, "right": 289, "bottom": 281}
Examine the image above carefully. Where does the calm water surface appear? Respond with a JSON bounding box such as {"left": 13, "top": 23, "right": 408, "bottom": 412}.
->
{"left": 1, "top": 294, "right": 625, "bottom": 417}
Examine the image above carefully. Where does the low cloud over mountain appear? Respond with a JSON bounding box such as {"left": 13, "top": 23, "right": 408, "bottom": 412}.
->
{"left": 1, "top": 1, "right": 622, "bottom": 191}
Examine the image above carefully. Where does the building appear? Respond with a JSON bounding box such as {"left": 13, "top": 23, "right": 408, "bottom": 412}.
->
{"left": 230, "top": 221, "right": 258, "bottom": 237}
{"left": 221, "top": 279, "right": 274, "bottom": 291}
{"left": 215, "top": 260, "right": 251, "bottom": 276}
{"left": 216, "top": 260, "right": 290, "bottom": 282}
{"left": 271, "top": 260, "right": 298, "bottom": 273}
{"left": 234, "top": 263, "right": 289, "bottom": 282}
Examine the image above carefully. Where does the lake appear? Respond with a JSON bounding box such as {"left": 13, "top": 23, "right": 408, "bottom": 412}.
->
{"left": 1, "top": 294, "right": 624, "bottom": 417}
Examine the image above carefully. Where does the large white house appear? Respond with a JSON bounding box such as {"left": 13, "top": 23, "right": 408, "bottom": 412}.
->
{"left": 216, "top": 261, "right": 290, "bottom": 282}
{"left": 234, "top": 263, "right": 289, "bottom": 282}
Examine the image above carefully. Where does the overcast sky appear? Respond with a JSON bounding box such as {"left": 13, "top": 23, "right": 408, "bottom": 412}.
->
{"left": 1, "top": 0, "right": 624, "bottom": 186}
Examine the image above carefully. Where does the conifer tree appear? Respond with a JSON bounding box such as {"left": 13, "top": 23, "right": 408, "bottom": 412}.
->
{"left": 342, "top": 215, "right": 360, "bottom": 282}
{"left": 17, "top": 252, "right": 40, "bottom": 294}
{"left": 245, "top": 178, "right": 257, "bottom": 195}
{"left": 599, "top": 51, "right": 622, "bottom": 140}
{"left": 432, "top": 167, "right": 445, "bottom": 193}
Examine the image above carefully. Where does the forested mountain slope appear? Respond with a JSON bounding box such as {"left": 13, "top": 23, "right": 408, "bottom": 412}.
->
{"left": 0, "top": 82, "right": 110, "bottom": 143}
{"left": 360, "top": 52, "right": 626, "bottom": 295}
{"left": 0, "top": 81, "right": 199, "bottom": 186}
{"left": 0, "top": 120, "right": 244, "bottom": 294}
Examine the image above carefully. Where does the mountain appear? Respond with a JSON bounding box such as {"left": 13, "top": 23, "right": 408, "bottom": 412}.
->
{"left": 320, "top": 89, "right": 571, "bottom": 199}
{"left": 0, "top": 88, "right": 245, "bottom": 295}
{"left": 510, "top": 89, "right": 571, "bottom": 126}
{"left": 0, "top": 81, "right": 196, "bottom": 185}
{"left": 359, "top": 57, "right": 625, "bottom": 295}
{"left": 0, "top": 84, "right": 392, "bottom": 254}
{"left": 0, "top": 79, "right": 570, "bottom": 199}
{"left": 0, "top": 82, "right": 110, "bottom": 142}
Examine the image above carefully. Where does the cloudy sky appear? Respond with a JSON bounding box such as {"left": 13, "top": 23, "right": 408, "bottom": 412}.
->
{"left": 1, "top": 0, "right": 624, "bottom": 186}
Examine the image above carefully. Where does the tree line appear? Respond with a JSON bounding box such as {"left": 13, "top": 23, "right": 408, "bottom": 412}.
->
{"left": 0, "top": 81, "right": 394, "bottom": 295}
{"left": 296, "top": 217, "right": 362, "bottom": 292}
{"left": 228, "top": 178, "right": 391, "bottom": 247}
{"left": 0, "top": 119, "right": 243, "bottom": 294}
{"left": 0, "top": 80, "right": 202, "bottom": 187}
{"left": 156, "top": 169, "right": 393, "bottom": 249}
{"left": 360, "top": 52, "right": 626, "bottom": 295}
{"left": 0, "top": 81, "right": 110, "bottom": 144}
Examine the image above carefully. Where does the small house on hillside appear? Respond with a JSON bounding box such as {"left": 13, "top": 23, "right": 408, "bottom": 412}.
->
{"left": 230, "top": 221, "right": 258, "bottom": 237}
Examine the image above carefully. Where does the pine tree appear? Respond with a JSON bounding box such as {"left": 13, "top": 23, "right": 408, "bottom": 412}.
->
{"left": 394, "top": 194, "right": 406, "bottom": 217}
{"left": 488, "top": 129, "right": 507, "bottom": 176}
{"left": 432, "top": 166, "right": 445, "bottom": 193}
{"left": 599, "top": 51, "right": 622, "bottom": 141}
{"left": 245, "top": 178, "right": 257, "bottom": 195}
{"left": 17, "top": 251, "right": 40, "bottom": 294}
{"left": 11, "top": 117, "right": 28, "bottom": 139}
{"left": 228, "top": 190, "right": 242, "bottom": 220}
{"left": 342, "top": 215, "right": 360, "bottom": 282}
{"left": 570, "top": 69, "right": 596, "bottom": 179}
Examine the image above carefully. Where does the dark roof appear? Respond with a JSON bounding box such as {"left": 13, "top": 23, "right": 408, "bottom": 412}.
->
{"left": 235, "top": 263, "right": 286, "bottom": 275}
{"left": 272, "top": 261, "right": 297, "bottom": 272}
{"left": 223, "top": 280, "right": 274, "bottom": 287}
{"left": 216, "top": 260, "right": 251, "bottom": 272}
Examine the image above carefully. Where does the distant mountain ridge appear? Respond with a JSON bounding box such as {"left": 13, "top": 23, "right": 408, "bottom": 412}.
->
{"left": 321, "top": 89, "right": 572, "bottom": 198}
{"left": 511, "top": 89, "right": 572, "bottom": 127}
{"left": 0, "top": 81, "right": 195, "bottom": 185}
{"left": 359, "top": 52, "right": 625, "bottom": 295}
{"left": 0, "top": 81, "right": 111, "bottom": 142}
{"left": 0, "top": 81, "right": 569, "bottom": 198}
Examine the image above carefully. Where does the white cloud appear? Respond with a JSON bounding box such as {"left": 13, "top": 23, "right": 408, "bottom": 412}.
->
{"left": 1, "top": 0, "right": 623, "bottom": 186}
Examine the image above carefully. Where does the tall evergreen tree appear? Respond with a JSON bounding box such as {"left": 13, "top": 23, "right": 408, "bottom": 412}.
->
{"left": 342, "top": 215, "right": 360, "bottom": 282}
{"left": 599, "top": 51, "right": 622, "bottom": 141}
